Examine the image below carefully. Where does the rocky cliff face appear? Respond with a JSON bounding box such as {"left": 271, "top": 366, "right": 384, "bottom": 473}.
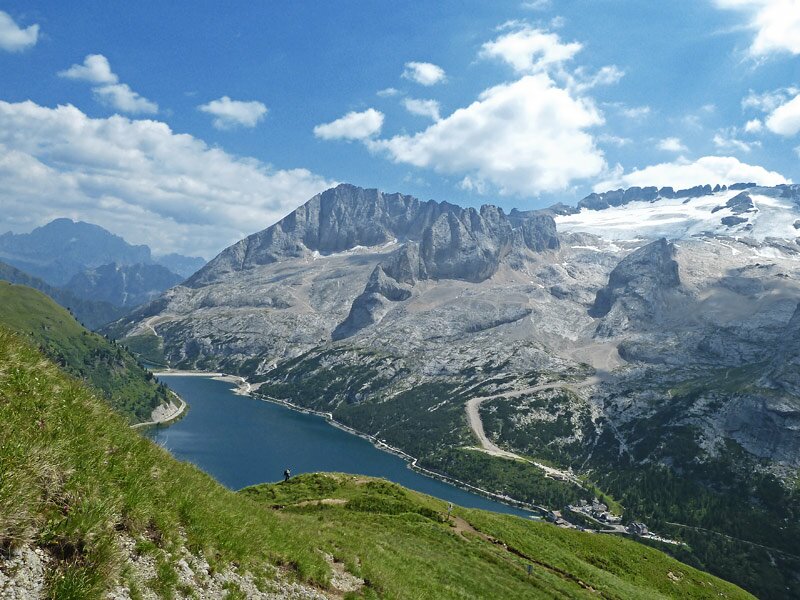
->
{"left": 590, "top": 238, "right": 681, "bottom": 337}
{"left": 185, "top": 184, "right": 458, "bottom": 287}
{"left": 334, "top": 203, "right": 559, "bottom": 339}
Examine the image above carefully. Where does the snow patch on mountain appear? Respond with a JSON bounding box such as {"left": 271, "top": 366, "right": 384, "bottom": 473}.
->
{"left": 555, "top": 187, "right": 800, "bottom": 242}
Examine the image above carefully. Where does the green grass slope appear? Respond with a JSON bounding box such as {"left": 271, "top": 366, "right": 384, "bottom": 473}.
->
{"left": 0, "top": 260, "right": 126, "bottom": 330}
{"left": 0, "top": 282, "right": 168, "bottom": 423}
{"left": 0, "top": 328, "right": 753, "bottom": 599}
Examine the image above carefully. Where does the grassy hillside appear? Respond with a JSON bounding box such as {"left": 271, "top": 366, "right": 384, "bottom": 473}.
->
{"left": 0, "top": 260, "right": 126, "bottom": 329}
{"left": 0, "top": 328, "right": 753, "bottom": 599}
{"left": 0, "top": 282, "right": 168, "bottom": 423}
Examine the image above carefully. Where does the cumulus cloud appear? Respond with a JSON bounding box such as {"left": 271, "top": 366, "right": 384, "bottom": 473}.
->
{"left": 615, "top": 104, "right": 651, "bottom": 120}
{"left": 596, "top": 155, "right": 788, "bottom": 191}
{"left": 521, "top": 0, "right": 551, "bottom": 9}
{"left": 480, "top": 24, "right": 582, "bottom": 74}
{"left": 713, "top": 130, "right": 758, "bottom": 152}
{"left": 403, "top": 98, "right": 441, "bottom": 121}
{"left": 0, "top": 101, "right": 333, "bottom": 257}
{"left": 377, "top": 87, "right": 399, "bottom": 97}
{"left": 744, "top": 118, "right": 763, "bottom": 132}
{"left": 0, "top": 10, "right": 39, "bottom": 52}
{"left": 714, "top": 0, "right": 800, "bottom": 56}
{"left": 657, "top": 137, "right": 687, "bottom": 152}
{"left": 571, "top": 65, "right": 625, "bottom": 92}
{"left": 313, "top": 108, "right": 384, "bottom": 140}
{"left": 402, "top": 61, "right": 446, "bottom": 86}
{"left": 94, "top": 83, "right": 158, "bottom": 114}
{"left": 198, "top": 96, "right": 268, "bottom": 129}
{"left": 742, "top": 86, "right": 798, "bottom": 112}
{"left": 598, "top": 134, "right": 631, "bottom": 147}
{"left": 59, "top": 54, "right": 118, "bottom": 84}
{"left": 765, "top": 93, "right": 800, "bottom": 136}
{"left": 369, "top": 74, "right": 605, "bottom": 195}
{"left": 59, "top": 54, "right": 158, "bottom": 114}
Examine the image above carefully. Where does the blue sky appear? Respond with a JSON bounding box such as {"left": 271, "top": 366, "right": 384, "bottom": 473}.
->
{"left": 0, "top": 1, "right": 798, "bottom": 257}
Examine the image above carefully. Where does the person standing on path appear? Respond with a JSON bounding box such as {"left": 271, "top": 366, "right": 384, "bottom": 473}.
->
{"left": 283, "top": 468, "right": 291, "bottom": 482}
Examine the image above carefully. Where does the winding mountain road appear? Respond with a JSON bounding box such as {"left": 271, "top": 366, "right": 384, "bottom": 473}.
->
{"left": 465, "top": 377, "right": 599, "bottom": 460}
{"left": 464, "top": 343, "right": 620, "bottom": 484}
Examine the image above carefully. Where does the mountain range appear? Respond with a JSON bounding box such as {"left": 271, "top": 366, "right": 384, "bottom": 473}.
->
{"left": 112, "top": 181, "right": 800, "bottom": 597}
{"left": 0, "top": 218, "right": 206, "bottom": 323}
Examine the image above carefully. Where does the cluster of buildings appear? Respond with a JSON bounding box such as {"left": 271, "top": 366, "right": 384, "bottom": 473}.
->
{"left": 569, "top": 498, "right": 623, "bottom": 525}
{"left": 626, "top": 521, "right": 649, "bottom": 535}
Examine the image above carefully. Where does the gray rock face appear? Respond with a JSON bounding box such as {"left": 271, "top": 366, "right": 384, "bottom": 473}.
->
{"left": 332, "top": 266, "right": 412, "bottom": 340}
{"left": 765, "top": 303, "right": 800, "bottom": 395}
{"left": 578, "top": 184, "right": 715, "bottom": 210}
{"left": 186, "top": 184, "right": 457, "bottom": 287}
{"left": 590, "top": 238, "right": 680, "bottom": 336}
{"left": 712, "top": 192, "right": 754, "bottom": 215}
{"left": 334, "top": 200, "right": 560, "bottom": 338}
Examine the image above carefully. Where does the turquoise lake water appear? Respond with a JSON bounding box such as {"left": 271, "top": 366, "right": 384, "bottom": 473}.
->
{"left": 150, "top": 374, "right": 536, "bottom": 518}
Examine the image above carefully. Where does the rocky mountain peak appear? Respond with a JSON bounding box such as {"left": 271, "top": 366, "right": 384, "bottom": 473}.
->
{"left": 186, "top": 184, "right": 560, "bottom": 289}
{"left": 590, "top": 238, "right": 681, "bottom": 336}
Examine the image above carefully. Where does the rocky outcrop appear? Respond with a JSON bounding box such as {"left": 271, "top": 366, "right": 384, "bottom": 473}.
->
{"left": 590, "top": 238, "right": 680, "bottom": 336}
{"left": 711, "top": 192, "right": 755, "bottom": 215}
{"left": 186, "top": 184, "right": 457, "bottom": 287}
{"left": 764, "top": 303, "right": 800, "bottom": 395}
{"left": 332, "top": 197, "right": 559, "bottom": 339}
{"left": 332, "top": 266, "right": 412, "bottom": 340}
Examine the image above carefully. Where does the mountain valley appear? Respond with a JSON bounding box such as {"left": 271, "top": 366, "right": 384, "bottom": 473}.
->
{"left": 107, "top": 182, "right": 800, "bottom": 597}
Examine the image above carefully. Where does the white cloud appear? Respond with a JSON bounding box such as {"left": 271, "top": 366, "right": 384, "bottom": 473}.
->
{"left": 59, "top": 54, "right": 158, "bottom": 114}
{"left": 459, "top": 176, "right": 488, "bottom": 194}
{"left": 596, "top": 155, "right": 788, "bottom": 191}
{"left": 377, "top": 87, "right": 399, "bottom": 97}
{"left": 713, "top": 130, "right": 758, "bottom": 152}
{"left": 369, "top": 74, "right": 605, "bottom": 196}
{"left": 313, "top": 108, "right": 384, "bottom": 140}
{"left": 480, "top": 25, "right": 582, "bottom": 74}
{"left": 572, "top": 65, "right": 625, "bottom": 91}
{"left": 598, "top": 134, "right": 631, "bottom": 147}
{"left": 617, "top": 104, "right": 651, "bottom": 120}
{"left": 742, "top": 86, "right": 798, "bottom": 112}
{"left": 714, "top": 0, "right": 800, "bottom": 56}
{"left": 521, "top": 0, "right": 551, "bottom": 9}
{"left": 59, "top": 54, "right": 118, "bottom": 84}
{"left": 198, "top": 96, "right": 268, "bottom": 129}
{"left": 657, "top": 137, "right": 688, "bottom": 152}
{"left": 403, "top": 98, "right": 441, "bottom": 121}
{"left": 0, "top": 101, "right": 333, "bottom": 257}
{"left": 94, "top": 83, "right": 158, "bottom": 114}
{"left": 744, "top": 118, "right": 763, "bottom": 132}
{"left": 765, "top": 93, "right": 800, "bottom": 135}
{"left": 402, "top": 62, "right": 446, "bottom": 86}
{"left": 0, "top": 10, "right": 39, "bottom": 52}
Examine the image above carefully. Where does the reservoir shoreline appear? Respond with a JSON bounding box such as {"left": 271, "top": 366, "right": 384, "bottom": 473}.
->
{"left": 152, "top": 370, "right": 544, "bottom": 518}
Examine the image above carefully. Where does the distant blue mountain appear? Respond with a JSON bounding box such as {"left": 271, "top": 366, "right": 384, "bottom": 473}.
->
{"left": 0, "top": 218, "right": 206, "bottom": 308}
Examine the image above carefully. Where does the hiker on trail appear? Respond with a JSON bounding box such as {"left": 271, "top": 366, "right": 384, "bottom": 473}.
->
{"left": 283, "top": 469, "right": 291, "bottom": 482}
{"left": 447, "top": 502, "right": 453, "bottom": 518}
